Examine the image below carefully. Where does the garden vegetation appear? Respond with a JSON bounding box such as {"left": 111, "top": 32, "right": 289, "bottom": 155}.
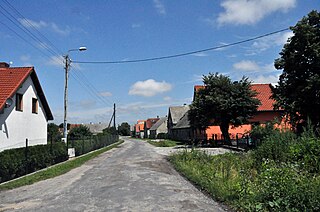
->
{"left": 169, "top": 126, "right": 320, "bottom": 211}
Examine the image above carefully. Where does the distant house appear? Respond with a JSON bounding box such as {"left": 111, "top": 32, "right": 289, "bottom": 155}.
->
{"left": 194, "top": 84, "right": 286, "bottom": 140}
{"left": 136, "top": 120, "right": 145, "bottom": 138}
{"left": 171, "top": 111, "right": 206, "bottom": 142}
{"left": 143, "top": 117, "right": 160, "bottom": 138}
{"left": 84, "top": 123, "right": 108, "bottom": 135}
{"left": 0, "top": 62, "right": 53, "bottom": 151}
{"left": 167, "top": 105, "right": 189, "bottom": 138}
{"left": 149, "top": 117, "right": 168, "bottom": 139}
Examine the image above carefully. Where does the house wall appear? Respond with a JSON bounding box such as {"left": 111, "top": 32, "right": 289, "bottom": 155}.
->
{"left": 206, "top": 111, "right": 286, "bottom": 140}
{"left": 171, "top": 128, "right": 193, "bottom": 142}
{"left": 149, "top": 121, "right": 168, "bottom": 139}
{"left": 0, "top": 76, "right": 48, "bottom": 151}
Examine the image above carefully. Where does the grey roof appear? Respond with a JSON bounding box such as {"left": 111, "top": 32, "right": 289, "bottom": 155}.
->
{"left": 84, "top": 123, "right": 108, "bottom": 134}
{"left": 172, "top": 111, "right": 191, "bottom": 129}
{"left": 169, "top": 105, "right": 190, "bottom": 124}
{"left": 150, "top": 117, "right": 167, "bottom": 131}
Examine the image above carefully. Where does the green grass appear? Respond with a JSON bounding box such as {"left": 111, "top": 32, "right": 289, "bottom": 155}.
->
{"left": 147, "top": 139, "right": 184, "bottom": 147}
{"left": 0, "top": 140, "right": 124, "bottom": 191}
{"left": 169, "top": 145, "right": 320, "bottom": 211}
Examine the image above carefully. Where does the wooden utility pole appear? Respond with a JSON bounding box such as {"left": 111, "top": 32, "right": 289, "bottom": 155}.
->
{"left": 113, "top": 103, "right": 116, "bottom": 129}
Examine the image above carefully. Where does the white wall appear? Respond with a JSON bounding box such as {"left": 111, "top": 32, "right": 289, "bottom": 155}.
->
{"left": 0, "top": 76, "right": 48, "bottom": 151}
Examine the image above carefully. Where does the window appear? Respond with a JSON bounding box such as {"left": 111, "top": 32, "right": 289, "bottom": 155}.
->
{"left": 16, "top": 93, "right": 23, "bottom": 111}
{"left": 32, "top": 98, "right": 38, "bottom": 114}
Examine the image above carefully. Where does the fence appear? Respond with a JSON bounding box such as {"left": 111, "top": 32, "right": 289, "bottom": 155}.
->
{"left": 68, "top": 134, "right": 119, "bottom": 156}
{"left": 0, "top": 140, "right": 68, "bottom": 183}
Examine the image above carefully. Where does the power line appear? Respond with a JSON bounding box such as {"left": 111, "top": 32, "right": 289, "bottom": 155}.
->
{"left": 2, "top": 0, "right": 63, "bottom": 55}
{"left": 73, "top": 28, "right": 289, "bottom": 64}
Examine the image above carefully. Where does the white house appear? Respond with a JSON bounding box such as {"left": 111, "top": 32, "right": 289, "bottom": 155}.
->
{"left": 0, "top": 62, "right": 53, "bottom": 151}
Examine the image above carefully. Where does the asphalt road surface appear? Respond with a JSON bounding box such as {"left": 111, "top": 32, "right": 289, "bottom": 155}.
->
{"left": 0, "top": 138, "right": 226, "bottom": 212}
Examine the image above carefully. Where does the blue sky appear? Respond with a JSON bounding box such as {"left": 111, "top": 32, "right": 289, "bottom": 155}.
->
{"left": 0, "top": 0, "right": 319, "bottom": 126}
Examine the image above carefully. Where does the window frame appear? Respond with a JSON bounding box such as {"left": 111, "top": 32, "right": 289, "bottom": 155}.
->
{"left": 16, "top": 93, "right": 23, "bottom": 112}
{"left": 32, "top": 98, "right": 38, "bottom": 114}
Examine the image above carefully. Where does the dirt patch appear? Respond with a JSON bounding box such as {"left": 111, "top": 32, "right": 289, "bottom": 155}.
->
{"left": 137, "top": 160, "right": 174, "bottom": 175}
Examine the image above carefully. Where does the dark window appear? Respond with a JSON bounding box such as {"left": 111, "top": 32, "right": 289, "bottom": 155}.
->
{"left": 32, "top": 98, "right": 38, "bottom": 114}
{"left": 16, "top": 93, "right": 23, "bottom": 111}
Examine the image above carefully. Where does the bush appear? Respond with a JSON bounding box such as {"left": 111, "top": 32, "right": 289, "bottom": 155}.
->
{"left": 0, "top": 142, "right": 68, "bottom": 183}
{"left": 157, "top": 133, "right": 168, "bottom": 139}
{"left": 70, "top": 134, "right": 119, "bottom": 156}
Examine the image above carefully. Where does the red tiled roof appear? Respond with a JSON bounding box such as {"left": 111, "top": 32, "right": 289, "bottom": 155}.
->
{"left": 0, "top": 65, "right": 53, "bottom": 120}
{"left": 0, "top": 67, "right": 32, "bottom": 110}
{"left": 145, "top": 118, "right": 160, "bottom": 129}
{"left": 193, "top": 83, "right": 276, "bottom": 111}
{"left": 251, "top": 84, "right": 275, "bottom": 111}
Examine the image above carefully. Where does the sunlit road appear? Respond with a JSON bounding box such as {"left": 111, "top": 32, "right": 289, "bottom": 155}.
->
{"left": 0, "top": 138, "right": 226, "bottom": 211}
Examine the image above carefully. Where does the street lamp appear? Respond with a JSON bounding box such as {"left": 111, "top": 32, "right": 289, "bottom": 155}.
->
{"left": 63, "top": 46, "right": 87, "bottom": 143}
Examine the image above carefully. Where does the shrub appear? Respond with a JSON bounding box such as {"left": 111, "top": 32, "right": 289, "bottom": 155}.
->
{"left": 70, "top": 134, "right": 119, "bottom": 156}
{"left": 0, "top": 142, "right": 68, "bottom": 183}
{"left": 157, "top": 133, "right": 168, "bottom": 139}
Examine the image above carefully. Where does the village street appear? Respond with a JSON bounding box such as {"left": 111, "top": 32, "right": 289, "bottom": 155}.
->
{"left": 0, "top": 138, "right": 227, "bottom": 212}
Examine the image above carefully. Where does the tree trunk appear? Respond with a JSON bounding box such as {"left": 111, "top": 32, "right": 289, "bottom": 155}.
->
{"left": 220, "top": 122, "right": 230, "bottom": 144}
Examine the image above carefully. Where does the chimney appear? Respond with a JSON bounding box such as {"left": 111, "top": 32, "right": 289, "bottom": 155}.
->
{"left": 0, "top": 62, "right": 10, "bottom": 68}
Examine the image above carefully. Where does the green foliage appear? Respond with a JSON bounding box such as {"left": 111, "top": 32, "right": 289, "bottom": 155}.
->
{"left": 103, "top": 126, "right": 117, "bottom": 135}
{"left": 47, "top": 123, "right": 62, "bottom": 142}
{"left": 250, "top": 121, "right": 279, "bottom": 143}
{"left": 156, "top": 133, "right": 168, "bottom": 139}
{"left": 70, "top": 134, "right": 119, "bottom": 156}
{"left": 147, "top": 139, "right": 181, "bottom": 147}
{"left": 0, "top": 140, "right": 124, "bottom": 191}
{"left": 170, "top": 128, "right": 320, "bottom": 211}
{"left": 0, "top": 142, "right": 68, "bottom": 183}
{"left": 189, "top": 73, "right": 260, "bottom": 142}
{"left": 118, "top": 122, "right": 130, "bottom": 136}
{"left": 273, "top": 10, "right": 320, "bottom": 128}
{"left": 68, "top": 125, "right": 92, "bottom": 140}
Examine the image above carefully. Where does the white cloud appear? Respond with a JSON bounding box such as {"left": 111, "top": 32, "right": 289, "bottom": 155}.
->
{"left": 249, "top": 31, "right": 293, "bottom": 54}
{"left": 163, "top": 96, "right": 172, "bottom": 101}
{"left": 233, "top": 60, "right": 260, "bottom": 71}
{"left": 50, "top": 23, "right": 70, "bottom": 36}
{"left": 99, "top": 91, "right": 112, "bottom": 97}
{"left": 233, "top": 60, "right": 277, "bottom": 73}
{"left": 192, "top": 52, "right": 208, "bottom": 57}
{"left": 217, "top": 0, "right": 296, "bottom": 25}
{"left": 129, "top": 79, "right": 172, "bottom": 97}
{"left": 153, "top": 0, "right": 166, "bottom": 15}
{"left": 252, "top": 74, "right": 280, "bottom": 84}
{"left": 19, "top": 18, "right": 70, "bottom": 36}
{"left": 19, "top": 18, "right": 47, "bottom": 29}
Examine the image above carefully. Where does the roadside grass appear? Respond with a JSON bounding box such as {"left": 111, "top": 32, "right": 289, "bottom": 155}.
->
{"left": 147, "top": 139, "right": 184, "bottom": 147}
{"left": 0, "top": 140, "right": 124, "bottom": 191}
{"left": 169, "top": 129, "right": 320, "bottom": 211}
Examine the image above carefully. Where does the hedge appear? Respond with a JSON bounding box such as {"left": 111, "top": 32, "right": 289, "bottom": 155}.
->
{"left": 70, "top": 134, "right": 119, "bottom": 156}
{"left": 0, "top": 142, "right": 68, "bottom": 183}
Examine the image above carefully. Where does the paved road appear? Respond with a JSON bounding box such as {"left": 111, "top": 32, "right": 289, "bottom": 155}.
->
{"left": 0, "top": 138, "right": 226, "bottom": 212}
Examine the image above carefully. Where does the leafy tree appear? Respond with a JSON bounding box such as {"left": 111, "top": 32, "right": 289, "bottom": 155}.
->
{"left": 47, "top": 123, "right": 62, "bottom": 142}
{"left": 273, "top": 10, "right": 320, "bottom": 129}
{"left": 103, "top": 127, "right": 117, "bottom": 135}
{"left": 118, "top": 122, "right": 130, "bottom": 136}
{"left": 189, "top": 73, "right": 260, "bottom": 143}
{"left": 68, "top": 125, "right": 92, "bottom": 140}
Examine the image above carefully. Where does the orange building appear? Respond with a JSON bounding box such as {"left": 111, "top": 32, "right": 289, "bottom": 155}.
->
{"left": 194, "top": 84, "right": 287, "bottom": 140}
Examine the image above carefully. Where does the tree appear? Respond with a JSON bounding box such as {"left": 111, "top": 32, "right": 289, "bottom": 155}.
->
{"left": 68, "top": 125, "right": 92, "bottom": 140}
{"left": 118, "top": 122, "right": 130, "bottom": 136}
{"left": 47, "top": 123, "right": 62, "bottom": 142}
{"left": 189, "top": 73, "right": 260, "bottom": 143}
{"left": 102, "top": 127, "right": 117, "bottom": 135}
{"left": 272, "top": 10, "right": 320, "bottom": 129}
